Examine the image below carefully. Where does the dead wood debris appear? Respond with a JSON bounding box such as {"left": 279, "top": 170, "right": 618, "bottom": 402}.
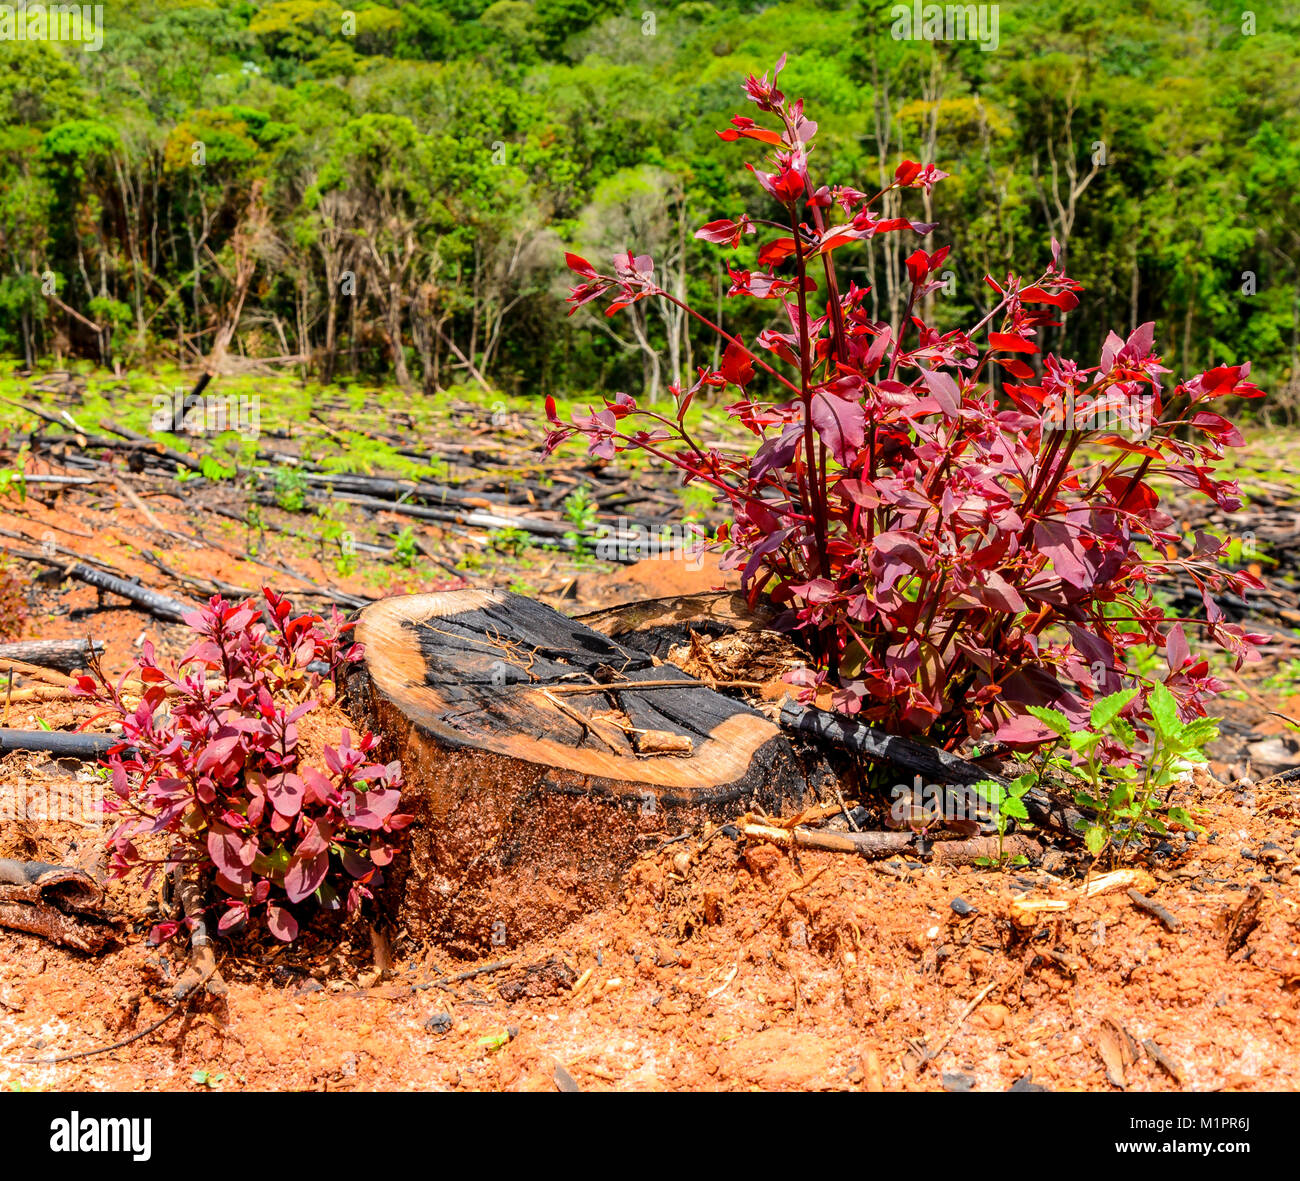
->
{"left": 0, "top": 857, "right": 115, "bottom": 953}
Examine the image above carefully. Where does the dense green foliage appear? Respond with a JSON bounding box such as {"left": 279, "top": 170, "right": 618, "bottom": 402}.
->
{"left": 0, "top": 0, "right": 1296, "bottom": 411}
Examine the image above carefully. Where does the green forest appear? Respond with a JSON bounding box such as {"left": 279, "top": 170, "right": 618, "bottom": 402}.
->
{"left": 1, "top": 0, "right": 1297, "bottom": 411}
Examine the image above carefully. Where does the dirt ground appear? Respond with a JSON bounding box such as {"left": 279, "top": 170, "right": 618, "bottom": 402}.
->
{"left": 1, "top": 762, "right": 1296, "bottom": 1092}
{"left": 0, "top": 432, "right": 1298, "bottom": 1092}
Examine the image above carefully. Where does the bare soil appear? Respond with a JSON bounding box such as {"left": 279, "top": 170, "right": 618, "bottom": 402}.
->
{"left": 0, "top": 443, "right": 1297, "bottom": 1092}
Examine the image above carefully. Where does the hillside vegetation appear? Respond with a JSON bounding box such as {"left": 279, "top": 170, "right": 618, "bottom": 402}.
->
{"left": 0, "top": 0, "right": 1296, "bottom": 412}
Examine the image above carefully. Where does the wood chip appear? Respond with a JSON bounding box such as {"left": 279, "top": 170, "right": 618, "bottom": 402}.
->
{"left": 1098, "top": 1023, "right": 1128, "bottom": 1089}
{"left": 1143, "top": 1037, "right": 1185, "bottom": 1085}
{"left": 1126, "top": 888, "right": 1181, "bottom": 932}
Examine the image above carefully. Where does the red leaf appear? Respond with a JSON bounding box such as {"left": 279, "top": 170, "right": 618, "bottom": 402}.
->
{"left": 717, "top": 119, "right": 784, "bottom": 146}
{"left": 265, "top": 771, "right": 305, "bottom": 819}
{"left": 1020, "top": 285, "right": 1079, "bottom": 311}
{"left": 719, "top": 339, "right": 755, "bottom": 388}
{"left": 919, "top": 368, "right": 961, "bottom": 417}
{"left": 809, "top": 392, "right": 866, "bottom": 465}
{"left": 564, "top": 252, "right": 597, "bottom": 278}
{"left": 1190, "top": 411, "right": 1244, "bottom": 447}
{"left": 266, "top": 905, "right": 299, "bottom": 942}
{"left": 997, "top": 358, "right": 1036, "bottom": 379}
{"left": 989, "top": 333, "right": 1038, "bottom": 354}
{"left": 285, "top": 844, "right": 329, "bottom": 904}
{"left": 757, "top": 237, "right": 798, "bottom": 267}
{"left": 894, "top": 160, "right": 922, "bottom": 187}
{"left": 994, "top": 714, "right": 1056, "bottom": 745}
{"left": 695, "top": 217, "right": 753, "bottom": 247}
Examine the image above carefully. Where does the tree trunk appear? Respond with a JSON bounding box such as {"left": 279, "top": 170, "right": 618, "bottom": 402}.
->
{"left": 347, "top": 589, "right": 813, "bottom": 955}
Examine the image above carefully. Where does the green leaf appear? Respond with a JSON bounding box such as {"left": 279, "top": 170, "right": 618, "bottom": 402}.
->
{"left": 1109, "top": 717, "right": 1137, "bottom": 750}
{"left": 1010, "top": 772, "right": 1037, "bottom": 794}
{"left": 1084, "top": 825, "right": 1108, "bottom": 855}
{"left": 1179, "top": 717, "right": 1220, "bottom": 749}
{"left": 1068, "top": 729, "right": 1101, "bottom": 754}
{"left": 1107, "top": 783, "right": 1133, "bottom": 809}
{"left": 1026, "top": 705, "right": 1071, "bottom": 737}
{"left": 1147, "top": 680, "right": 1181, "bottom": 740}
{"left": 1002, "top": 797, "right": 1029, "bottom": 821}
{"left": 1090, "top": 688, "right": 1138, "bottom": 730}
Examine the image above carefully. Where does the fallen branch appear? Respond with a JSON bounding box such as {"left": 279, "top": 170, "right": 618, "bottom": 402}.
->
{"left": 1142, "top": 1038, "right": 1185, "bottom": 1085}
{"left": 64, "top": 562, "right": 196, "bottom": 622}
{"left": 740, "top": 821, "right": 914, "bottom": 859}
{"left": 0, "top": 639, "right": 102, "bottom": 673}
{"left": 17, "top": 964, "right": 218, "bottom": 1064}
{"left": 1126, "top": 888, "right": 1181, "bottom": 932}
{"left": 778, "top": 702, "right": 1082, "bottom": 832}
{"left": 911, "top": 980, "right": 1000, "bottom": 1075}
{"left": 740, "top": 819, "right": 1041, "bottom": 867}
{"left": 99, "top": 421, "right": 205, "bottom": 473}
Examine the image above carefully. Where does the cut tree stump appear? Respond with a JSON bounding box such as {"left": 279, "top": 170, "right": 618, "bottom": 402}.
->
{"left": 348, "top": 589, "right": 813, "bottom": 954}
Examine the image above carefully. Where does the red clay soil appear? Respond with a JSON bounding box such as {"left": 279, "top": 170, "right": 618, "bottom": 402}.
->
{"left": 0, "top": 768, "right": 1297, "bottom": 1092}
{"left": 0, "top": 464, "right": 1298, "bottom": 1092}
{"left": 1, "top": 639, "right": 1297, "bottom": 1093}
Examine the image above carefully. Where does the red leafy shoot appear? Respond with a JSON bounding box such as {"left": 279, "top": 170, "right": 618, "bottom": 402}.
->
{"left": 550, "top": 56, "right": 1265, "bottom": 768}
{"left": 73, "top": 589, "right": 411, "bottom": 944}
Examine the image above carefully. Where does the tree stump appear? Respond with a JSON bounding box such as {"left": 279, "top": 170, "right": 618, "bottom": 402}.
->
{"left": 349, "top": 589, "right": 812, "bottom": 954}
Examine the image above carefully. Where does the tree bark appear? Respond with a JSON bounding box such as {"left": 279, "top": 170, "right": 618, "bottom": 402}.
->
{"left": 346, "top": 589, "right": 814, "bottom": 955}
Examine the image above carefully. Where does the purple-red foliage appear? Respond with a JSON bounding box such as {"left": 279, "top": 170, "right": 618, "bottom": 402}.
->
{"left": 74, "top": 589, "right": 410, "bottom": 943}
{"left": 549, "top": 55, "right": 1265, "bottom": 751}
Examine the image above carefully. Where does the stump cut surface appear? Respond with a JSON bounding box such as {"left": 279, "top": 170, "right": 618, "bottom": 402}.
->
{"left": 352, "top": 589, "right": 809, "bottom": 952}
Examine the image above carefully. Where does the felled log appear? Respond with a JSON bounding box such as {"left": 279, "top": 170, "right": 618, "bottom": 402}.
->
{"left": 348, "top": 589, "right": 814, "bottom": 955}
{"left": 254, "top": 466, "right": 512, "bottom": 508}
{"left": 64, "top": 563, "right": 195, "bottom": 623}
{"left": 0, "top": 859, "right": 112, "bottom": 952}
{"left": 0, "top": 639, "right": 102, "bottom": 673}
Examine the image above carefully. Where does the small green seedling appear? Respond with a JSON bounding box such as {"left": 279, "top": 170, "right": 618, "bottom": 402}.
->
{"left": 973, "top": 770, "right": 1035, "bottom": 868}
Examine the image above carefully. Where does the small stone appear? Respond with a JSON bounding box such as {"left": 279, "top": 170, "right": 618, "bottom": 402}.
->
{"left": 424, "top": 1012, "right": 453, "bottom": 1034}
{"left": 941, "top": 1071, "right": 975, "bottom": 1092}
{"left": 979, "top": 1003, "right": 1009, "bottom": 1030}
{"left": 950, "top": 897, "right": 976, "bottom": 917}
{"left": 1009, "top": 1074, "right": 1049, "bottom": 1092}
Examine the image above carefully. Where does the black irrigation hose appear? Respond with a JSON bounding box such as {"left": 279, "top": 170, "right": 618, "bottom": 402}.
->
{"left": 0, "top": 729, "right": 127, "bottom": 760}
{"left": 778, "top": 702, "right": 1082, "bottom": 831}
